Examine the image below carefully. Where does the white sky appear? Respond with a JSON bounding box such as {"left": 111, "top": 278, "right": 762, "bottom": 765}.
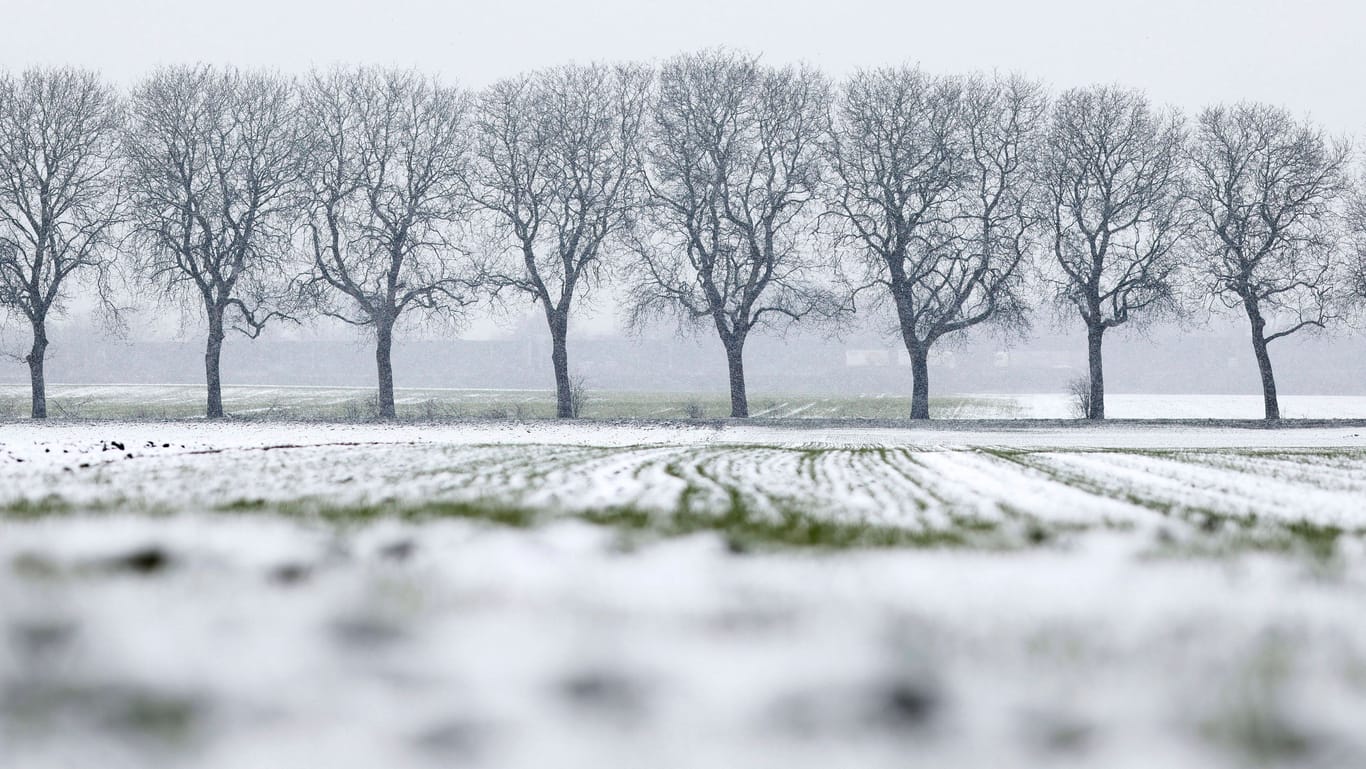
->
{"left": 6, "top": 0, "right": 1364, "bottom": 340}
{"left": 5, "top": 0, "right": 1363, "bottom": 132}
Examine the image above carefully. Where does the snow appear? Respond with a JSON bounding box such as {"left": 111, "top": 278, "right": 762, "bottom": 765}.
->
{"left": 959, "top": 393, "right": 1366, "bottom": 419}
{"left": 9, "top": 383, "right": 1366, "bottom": 421}
{"left": 2, "top": 420, "right": 1365, "bottom": 768}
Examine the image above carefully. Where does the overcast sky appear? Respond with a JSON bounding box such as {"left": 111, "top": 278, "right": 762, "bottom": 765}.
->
{"left": 5, "top": 0, "right": 1364, "bottom": 132}
{"left": 5, "top": 0, "right": 1364, "bottom": 342}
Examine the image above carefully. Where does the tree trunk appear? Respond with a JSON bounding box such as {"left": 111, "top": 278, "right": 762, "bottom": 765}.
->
{"left": 724, "top": 337, "right": 748, "bottom": 419}
{"left": 1246, "top": 310, "right": 1279, "bottom": 421}
{"left": 549, "top": 312, "right": 573, "bottom": 419}
{"left": 1086, "top": 323, "right": 1105, "bottom": 421}
{"left": 909, "top": 343, "right": 930, "bottom": 420}
{"left": 205, "top": 310, "right": 225, "bottom": 419}
{"left": 26, "top": 318, "right": 48, "bottom": 420}
{"left": 375, "top": 318, "right": 396, "bottom": 419}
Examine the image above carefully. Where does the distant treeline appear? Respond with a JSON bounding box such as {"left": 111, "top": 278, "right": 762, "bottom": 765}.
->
{"left": 1, "top": 51, "right": 1364, "bottom": 420}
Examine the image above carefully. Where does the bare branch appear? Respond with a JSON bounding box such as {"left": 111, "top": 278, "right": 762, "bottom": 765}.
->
{"left": 823, "top": 67, "right": 1044, "bottom": 417}
{"left": 296, "top": 67, "right": 481, "bottom": 417}
{"left": 627, "top": 50, "right": 836, "bottom": 416}
{"left": 0, "top": 67, "right": 123, "bottom": 417}
{"left": 1188, "top": 102, "right": 1352, "bottom": 418}
{"left": 470, "top": 62, "right": 648, "bottom": 417}
{"left": 123, "top": 65, "right": 306, "bottom": 416}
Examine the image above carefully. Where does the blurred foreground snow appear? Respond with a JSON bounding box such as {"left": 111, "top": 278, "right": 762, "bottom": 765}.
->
{"left": 2, "top": 421, "right": 1364, "bottom": 768}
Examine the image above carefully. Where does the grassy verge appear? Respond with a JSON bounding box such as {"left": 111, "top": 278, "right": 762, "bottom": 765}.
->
{"left": 0, "top": 385, "right": 1011, "bottom": 421}
{"left": 211, "top": 493, "right": 1008, "bottom": 552}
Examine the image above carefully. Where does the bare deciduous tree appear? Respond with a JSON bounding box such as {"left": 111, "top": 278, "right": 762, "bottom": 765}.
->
{"left": 471, "top": 63, "right": 648, "bottom": 419}
{"left": 124, "top": 66, "right": 302, "bottom": 418}
{"left": 0, "top": 68, "right": 122, "bottom": 419}
{"left": 1037, "top": 86, "right": 1190, "bottom": 420}
{"left": 299, "top": 68, "right": 480, "bottom": 419}
{"left": 1349, "top": 179, "right": 1366, "bottom": 310}
{"left": 630, "top": 50, "right": 834, "bottom": 419}
{"left": 1189, "top": 103, "right": 1351, "bottom": 420}
{"left": 827, "top": 69, "right": 1043, "bottom": 419}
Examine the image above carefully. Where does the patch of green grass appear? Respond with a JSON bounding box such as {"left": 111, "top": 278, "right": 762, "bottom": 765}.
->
{"left": 0, "top": 384, "right": 1006, "bottom": 421}
{"left": 0, "top": 495, "right": 74, "bottom": 517}
{"left": 978, "top": 447, "right": 1366, "bottom": 561}
{"left": 4, "top": 681, "right": 200, "bottom": 744}
{"left": 1200, "top": 635, "right": 1317, "bottom": 762}
{"left": 1282, "top": 520, "right": 1344, "bottom": 561}
{"left": 581, "top": 506, "right": 655, "bottom": 530}
{"left": 0, "top": 495, "right": 169, "bottom": 520}
{"left": 260, "top": 497, "right": 542, "bottom": 529}
{"left": 215, "top": 498, "right": 270, "bottom": 512}
{"left": 219, "top": 484, "right": 997, "bottom": 551}
{"left": 1150, "top": 519, "right": 1359, "bottom": 563}
{"left": 946, "top": 514, "right": 1001, "bottom": 533}
{"left": 664, "top": 488, "right": 974, "bottom": 550}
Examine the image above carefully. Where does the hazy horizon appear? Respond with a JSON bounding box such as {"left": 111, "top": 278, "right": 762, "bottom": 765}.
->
{"left": 3, "top": 1, "right": 1366, "bottom": 401}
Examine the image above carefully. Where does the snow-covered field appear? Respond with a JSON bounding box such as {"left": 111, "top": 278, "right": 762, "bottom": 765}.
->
{"left": 973, "top": 393, "right": 1366, "bottom": 420}
{"left": 7, "top": 383, "right": 1366, "bottom": 420}
{"left": 3, "top": 421, "right": 1366, "bottom": 768}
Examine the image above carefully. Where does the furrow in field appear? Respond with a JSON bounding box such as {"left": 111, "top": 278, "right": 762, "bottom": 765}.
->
{"left": 13, "top": 427, "right": 1364, "bottom": 541}
{"left": 687, "top": 446, "right": 937, "bottom": 528}
{"left": 692, "top": 445, "right": 796, "bottom": 519}
{"left": 433, "top": 444, "right": 609, "bottom": 499}
{"left": 1165, "top": 449, "right": 1366, "bottom": 495}
{"left": 492, "top": 443, "right": 959, "bottom": 532}
{"left": 905, "top": 450, "right": 1157, "bottom": 528}
{"left": 701, "top": 445, "right": 820, "bottom": 519}
{"left": 649, "top": 445, "right": 742, "bottom": 515}
{"left": 501, "top": 445, "right": 690, "bottom": 513}
{"left": 1019, "top": 451, "right": 1366, "bottom": 527}
{"left": 798, "top": 448, "right": 937, "bottom": 527}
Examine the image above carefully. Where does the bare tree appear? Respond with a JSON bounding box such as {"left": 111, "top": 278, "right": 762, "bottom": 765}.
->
{"left": 630, "top": 50, "right": 833, "bottom": 419}
{"left": 470, "top": 63, "right": 648, "bottom": 419}
{"left": 0, "top": 69, "right": 122, "bottom": 419}
{"left": 1188, "top": 104, "right": 1351, "bottom": 420}
{"left": 1037, "top": 86, "right": 1190, "bottom": 420}
{"left": 298, "top": 68, "right": 479, "bottom": 419}
{"left": 1350, "top": 179, "right": 1366, "bottom": 311}
{"left": 827, "top": 69, "right": 1043, "bottom": 419}
{"left": 124, "top": 66, "right": 302, "bottom": 418}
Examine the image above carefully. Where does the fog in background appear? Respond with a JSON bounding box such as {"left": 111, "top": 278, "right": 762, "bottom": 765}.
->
{"left": 3, "top": 0, "right": 1365, "bottom": 395}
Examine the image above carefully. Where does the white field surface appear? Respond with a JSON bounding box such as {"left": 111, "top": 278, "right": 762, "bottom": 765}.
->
{"left": 2, "top": 421, "right": 1366, "bottom": 769}
{"left": 980, "top": 393, "right": 1366, "bottom": 420}
{"left": 7, "top": 383, "right": 1366, "bottom": 419}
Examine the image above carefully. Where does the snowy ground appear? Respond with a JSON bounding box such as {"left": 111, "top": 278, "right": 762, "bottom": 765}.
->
{"left": 3, "top": 421, "right": 1366, "bottom": 768}
{"left": 7, "top": 383, "right": 1366, "bottom": 420}
{"left": 976, "top": 393, "right": 1366, "bottom": 420}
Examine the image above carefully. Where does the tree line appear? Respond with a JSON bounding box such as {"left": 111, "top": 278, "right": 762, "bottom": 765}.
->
{"left": 2, "top": 51, "right": 1365, "bottom": 422}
